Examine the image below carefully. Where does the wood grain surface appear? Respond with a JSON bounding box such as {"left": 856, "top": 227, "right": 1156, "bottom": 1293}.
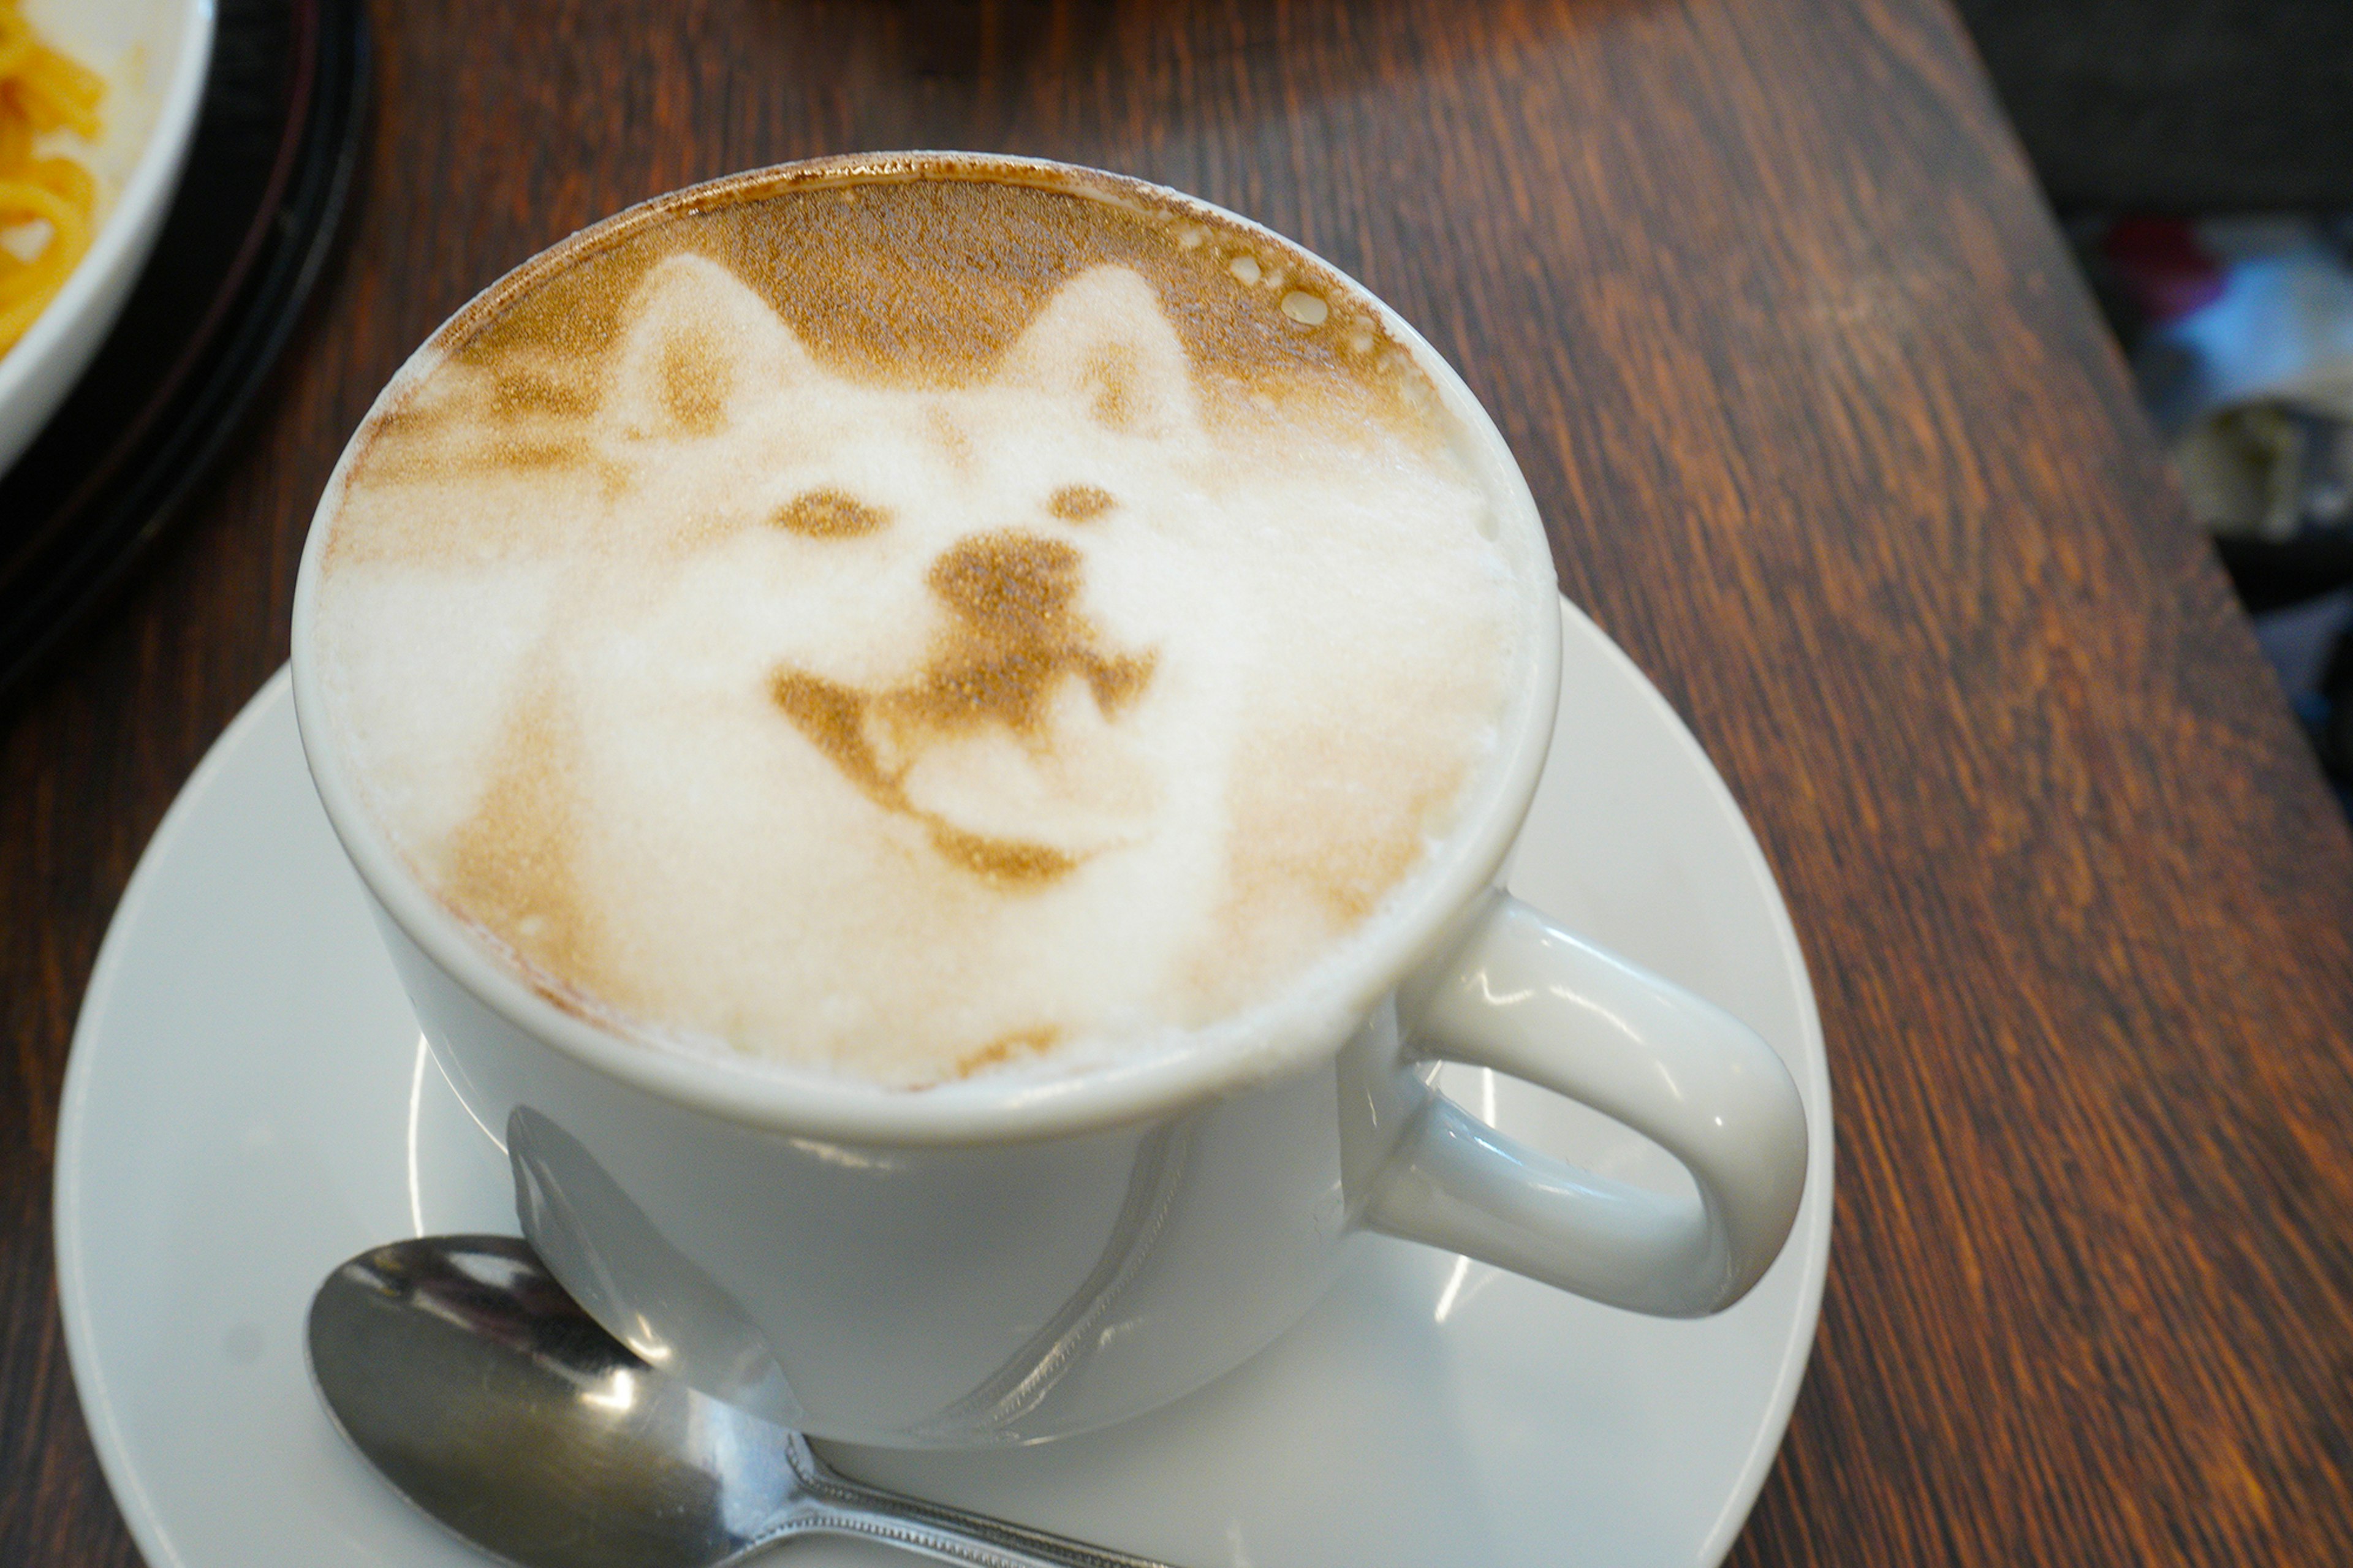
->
{"left": 6, "top": 0, "right": 2351, "bottom": 1562}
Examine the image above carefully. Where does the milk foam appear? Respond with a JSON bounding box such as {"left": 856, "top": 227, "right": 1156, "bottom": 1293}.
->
{"left": 312, "top": 168, "right": 1523, "bottom": 1088}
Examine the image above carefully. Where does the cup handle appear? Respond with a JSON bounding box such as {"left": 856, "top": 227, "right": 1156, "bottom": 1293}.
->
{"left": 1365, "top": 891, "right": 1809, "bottom": 1317}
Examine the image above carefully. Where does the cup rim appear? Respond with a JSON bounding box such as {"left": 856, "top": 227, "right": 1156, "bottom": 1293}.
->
{"left": 289, "top": 151, "right": 1563, "bottom": 1145}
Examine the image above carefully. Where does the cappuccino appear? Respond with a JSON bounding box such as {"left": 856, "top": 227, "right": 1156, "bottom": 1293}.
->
{"left": 308, "top": 159, "right": 1523, "bottom": 1088}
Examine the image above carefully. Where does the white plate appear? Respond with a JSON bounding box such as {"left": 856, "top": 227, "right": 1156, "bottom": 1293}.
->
{"left": 0, "top": 0, "right": 214, "bottom": 475}
{"left": 55, "top": 600, "right": 1832, "bottom": 1568}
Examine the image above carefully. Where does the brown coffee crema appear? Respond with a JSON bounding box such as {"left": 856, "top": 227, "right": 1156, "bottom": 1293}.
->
{"left": 314, "top": 159, "right": 1520, "bottom": 1087}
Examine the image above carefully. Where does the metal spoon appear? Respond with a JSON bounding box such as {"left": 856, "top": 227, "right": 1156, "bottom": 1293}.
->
{"left": 307, "top": 1235, "right": 1176, "bottom": 1568}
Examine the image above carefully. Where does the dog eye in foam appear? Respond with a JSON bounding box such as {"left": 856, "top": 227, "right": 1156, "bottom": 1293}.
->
{"left": 774, "top": 488, "right": 892, "bottom": 537}
{"left": 1046, "top": 485, "right": 1117, "bottom": 523}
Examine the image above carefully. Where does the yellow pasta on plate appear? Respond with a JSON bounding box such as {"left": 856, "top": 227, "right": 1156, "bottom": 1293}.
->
{"left": 0, "top": 0, "right": 105, "bottom": 352}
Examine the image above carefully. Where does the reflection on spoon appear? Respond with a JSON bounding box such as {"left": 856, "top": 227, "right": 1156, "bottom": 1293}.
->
{"left": 305, "top": 1235, "right": 1178, "bottom": 1568}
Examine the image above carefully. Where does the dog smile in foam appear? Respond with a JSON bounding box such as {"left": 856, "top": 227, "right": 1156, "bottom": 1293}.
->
{"left": 768, "top": 525, "right": 1162, "bottom": 887}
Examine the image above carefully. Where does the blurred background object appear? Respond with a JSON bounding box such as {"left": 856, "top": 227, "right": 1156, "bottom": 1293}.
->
{"left": 0, "top": 0, "right": 211, "bottom": 476}
{"left": 1955, "top": 0, "right": 2353, "bottom": 211}
{"left": 1956, "top": 0, "right": 2353, "bottom": 809}
{"left": 0, "top": 0, "right": 365, "bottom": 708}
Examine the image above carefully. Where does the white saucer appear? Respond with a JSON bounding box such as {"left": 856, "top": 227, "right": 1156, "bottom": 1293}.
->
{"left": 56, "top": 600, "right": 1832, "bottom": 1568}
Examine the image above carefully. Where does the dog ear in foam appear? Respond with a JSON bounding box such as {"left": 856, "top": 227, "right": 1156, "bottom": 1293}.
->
{"left": 996, "top": 265, "right": 1202, "bottom": 441}
{"left": 605, "top": 254, "right": 817, "bottom": 440}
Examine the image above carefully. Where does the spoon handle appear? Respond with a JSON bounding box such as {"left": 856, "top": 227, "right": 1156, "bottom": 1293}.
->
{"left": 776, "top": 1482, "right": 1181, "bottom": 1568}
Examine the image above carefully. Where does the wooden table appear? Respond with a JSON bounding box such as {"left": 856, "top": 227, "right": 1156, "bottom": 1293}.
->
{"left": 7, "top": 0, "right": 2351, "bottom": 1561}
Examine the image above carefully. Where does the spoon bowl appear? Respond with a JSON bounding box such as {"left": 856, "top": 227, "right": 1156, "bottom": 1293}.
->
{"left": 306, "top": 1235, "right": 1173, "bottom": 1568}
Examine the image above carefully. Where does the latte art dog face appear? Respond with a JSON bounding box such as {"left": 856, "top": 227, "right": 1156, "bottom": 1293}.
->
{"left": 312, "top": 176, "right": 1519, "bottom": 1086}
{"left": 608, "top": 257, "right": 1192, "bottom": 895}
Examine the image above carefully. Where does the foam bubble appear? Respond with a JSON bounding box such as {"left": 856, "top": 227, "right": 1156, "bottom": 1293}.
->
{"left": 1281, "top": 291, "right": 1328, "bottom": 325}
{"left": 313, "top": 167, "right": 1522, "bottom": 1088}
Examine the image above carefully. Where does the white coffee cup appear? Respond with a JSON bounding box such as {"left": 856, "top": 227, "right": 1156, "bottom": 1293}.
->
{"left": 290, "top": 154, "right": 1808, "bottom": 1449}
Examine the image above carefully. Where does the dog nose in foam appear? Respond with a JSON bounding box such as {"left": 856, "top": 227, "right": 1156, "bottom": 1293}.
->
{"left": 928, "top": 530, "right": 1083, "bottom": 632}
